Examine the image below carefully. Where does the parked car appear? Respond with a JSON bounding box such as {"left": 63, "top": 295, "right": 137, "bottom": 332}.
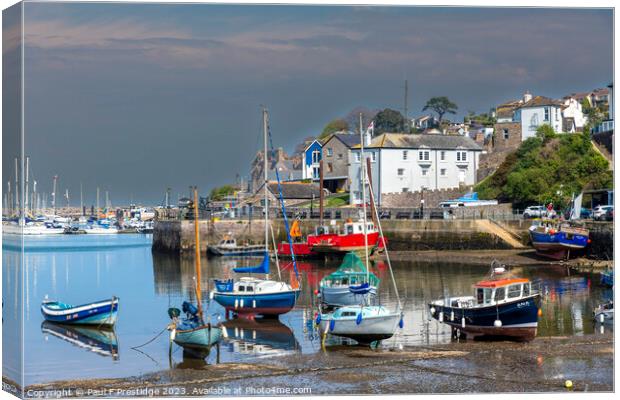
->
{"left": 604, "top": 207, "right": 614, "bottom": 221}
{"left": 593, "top": 205, "right": 614, "bottom": 221}
{"left": 523, "top": 206, "right": 545, "bottom": 219}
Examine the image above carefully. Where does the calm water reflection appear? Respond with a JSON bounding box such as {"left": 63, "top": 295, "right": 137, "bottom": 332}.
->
{"left": 2, "top": 234, "right": 612, "bottom": 385}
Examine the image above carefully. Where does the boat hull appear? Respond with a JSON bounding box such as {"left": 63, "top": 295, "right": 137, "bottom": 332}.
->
{"left": 277, "top": 232, "right": 384, "bottom": 258}
{"left": 213, "top": 289, "right": 300, "bottom": 316}
{"left": 320, "top": 286, "right": 377, "bottom": 307}
{"left": 172, "top": 325, "right": 223, "bottom": 349}
{"left": 529, "top": 229, "right": 588, "bottom": 260}
{"left": 207, "top": 245, "right": 265, "bottom": 257}
{"left": 429, "top": 295, "right": 540, "bottom": 341}
{"left": 319, "top": 308, "right": 400, "bottom": 345}
{"left": 41, "top": 298, "right": 119, "bottom": 326}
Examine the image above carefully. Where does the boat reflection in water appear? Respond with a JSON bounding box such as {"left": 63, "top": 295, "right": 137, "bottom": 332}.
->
{"left": 221, "top": 318, "right": 299, "bottom": 355}
{"left": 41, "top": 321, "right": 119, "bottom": 360}
{"left": 172, "top": 345, "right": 221, "bottom": 370}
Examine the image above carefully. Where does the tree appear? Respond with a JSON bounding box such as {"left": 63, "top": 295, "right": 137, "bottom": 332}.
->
{"left": 374, "top": 108, "right": 406, "bottom": 134}
{"left": 210, "top": 185, "right": 236, "bottom": 201}
{"left": 422, "top": 96, "right": 458, "bottom": 122}
{"left": 319, "top": 119, "right": 349, "bottom": 139}
{"left": 344, "top": 107, "right": 380, "bottom": 133}
{"left": 535, "top": 124, "right": 557, "bottom": 143}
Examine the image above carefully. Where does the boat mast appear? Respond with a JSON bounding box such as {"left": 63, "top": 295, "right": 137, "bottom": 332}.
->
{"left": 263, "top": 108, "right": 269, "bottom": 254}
{"left": 359, "top": 113, "right": 370, "bottom": 283}
{"left": 193, "top": 187, "right": 203, "bottom": 319}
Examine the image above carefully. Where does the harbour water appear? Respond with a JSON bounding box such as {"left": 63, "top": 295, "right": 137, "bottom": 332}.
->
{"left": 2, "top": 234, "right": 613, "bottom": 386}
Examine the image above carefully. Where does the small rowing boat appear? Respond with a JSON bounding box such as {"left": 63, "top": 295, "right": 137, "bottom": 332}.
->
{"left": 41, "top": 297, "right": 118, "bottom": 326}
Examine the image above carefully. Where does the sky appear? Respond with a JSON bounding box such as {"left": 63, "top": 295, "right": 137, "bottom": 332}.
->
{"left": 2, "top": 3, "right": 613, "bottom": 205}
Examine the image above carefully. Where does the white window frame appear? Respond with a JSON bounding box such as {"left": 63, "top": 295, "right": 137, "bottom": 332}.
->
{"left": 440, "top": 151, "right": 446, "bottom": 161}
{"left": 457, "top": 151, "right": 467, "bottom": 162}
{"left": 397, "top": 168, "right": 404, "bottom": 176}
{"left": 312, "top": 149, "right": 320, "bottom": 164}
{"left": 326, "top": 148, "right": 333, "bottom": 157}
{"left": 354, "top": 152, "right": 360, "bottom": 162}
{"left": 544, "top": 107, "right": 549, "bottom": 122}
{"left": 440, "top": 168, "right": 447, "bottom": 176}
{"left": 419, "top": 150, "right": 430, "bottom": 161}
{"left": 421, "top": 168, "right": 428, "bottom": 176}
{"left": 371, "top": 152, "right": 377, "bottom": 162}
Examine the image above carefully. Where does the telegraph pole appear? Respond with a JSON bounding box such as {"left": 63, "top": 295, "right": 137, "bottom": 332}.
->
{"left": 404, "top": 79, "right": 409, "bottom": 133}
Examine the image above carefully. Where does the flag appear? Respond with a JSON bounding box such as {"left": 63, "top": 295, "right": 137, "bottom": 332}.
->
{"left": 365, "top": 121, "right": 375, "bottom": 136}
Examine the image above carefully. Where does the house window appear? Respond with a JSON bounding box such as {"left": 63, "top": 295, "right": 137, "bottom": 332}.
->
{"left": 544, "top": 107, "right": 549, "bottom": 121}
{"left": 337, "top": 153, "right": 343, "bottom": 160}
{"left": 326, "top": 148, "right": 333, "bottom": 157}
{"left": 456, "top": 151, "right": 467, "bottom": 162}
{"left": 440, "top": 168, "right": 446, "bottom": 176}
{"left": 402, "top": 187, "right": 409, "bottom": 193}
{"left": 503, "top": 129, "right": 509, "bottom": 139}
{"left": 397, "top": 168, "right": 404, "bottom": 176}
{"left": 421, "top": 168, "right": 428, "bottom": 176}
{"left": 354, "top": 152, "right": 360, "bottom": 162}
{"left": 312, "top": 149, "right": 321, "bottom": 163}
{"left": 312, "top": 167, "right": 320, "bottom": 179}
{"left": 371, "top": 152, "right": 377, "bottom": 162}
{"left": 418, "top": 150, "right": 430, "bottom": 161}
{"left": 403, "top": 151, "right": 408, "bottom": 160}
{"left": 556, "top": 109, "right": 560, "bottom": 121}
{"left": 440, "top": 151, "right": 446, "bottom": 161}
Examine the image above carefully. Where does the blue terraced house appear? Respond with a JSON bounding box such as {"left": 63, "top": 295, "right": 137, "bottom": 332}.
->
{"left": 302, "top": 139, "right": 322, "bottom": 181}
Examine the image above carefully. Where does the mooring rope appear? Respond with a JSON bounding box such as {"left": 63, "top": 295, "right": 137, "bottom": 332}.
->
{"left": 130, "top": 327, "right": 168, "bottom": 350}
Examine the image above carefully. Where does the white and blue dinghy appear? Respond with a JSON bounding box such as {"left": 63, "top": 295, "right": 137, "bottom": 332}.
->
{"left": 41, "top": 297, "right": 119, "bottom": 327}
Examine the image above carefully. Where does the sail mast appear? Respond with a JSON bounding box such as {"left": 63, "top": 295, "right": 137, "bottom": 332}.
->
{"left": 359, "top": 113, "right": 370, "bottom": 283}
{"left": 263, "top": 108, "right": 269, "bottom": 252}
{"left": 193, "top": 187, "right": 203, "bottom": 318}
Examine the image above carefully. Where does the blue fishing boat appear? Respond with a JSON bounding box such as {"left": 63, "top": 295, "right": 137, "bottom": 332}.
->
{"left": 168, "top": 188, "right": 223, "bottom": 352}
{"left": 428, "top": 266, "right": 541, "bottom": 341}
{"left": 211, "top": 109, "right": 301, "bottom": 318}
{"left": 528, "top": 219, "right": 590, "bottom": 260}
{"left": 41, "top": 321, "right": 119, "bottom": 359}
{"left": 600, "top": 269, "right": 613, "bottom": 288}
{"left": 41, "top": 297, "right": 118, "bottom": 326}
{"left": 319, "top": 252, "right": 379, "bottom": 307}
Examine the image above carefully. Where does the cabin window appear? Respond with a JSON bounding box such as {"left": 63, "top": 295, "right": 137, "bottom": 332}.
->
{"left": 358, "top": 225, "right": 363, "bottom": 232}
{"left": 507, "top": 284, "right": 521, "bottom": 298}
{"left": 246, "top": 286, "right": 254, "bottom": 292}
{"left": 494, "top": 287, "right": 506, "bottom": 302}
{"left": 367, "top": 224, "right": 373, "bottom": 231}
{"left": 484, "top": 288, "right": 493, "bottom": 304}
{"left": 342, "top": 311, "right": 357, "bottom": 317}
{"left": 238, "top": 286, "right": 245, "bottom": 292}
{"left": 523, "top": 283, "right": 530, "bottom": 296}
{"left": 477, "top": 288, "right": 484, "bottom": 304}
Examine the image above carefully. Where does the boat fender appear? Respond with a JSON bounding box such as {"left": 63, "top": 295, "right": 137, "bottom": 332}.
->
{"left": 315, "top": 314, "right": 322, "bottom": 325}
{"left": 430, "top": 307, "right": 436, "bottom": 315}
{"left": 538, "top": 309, "right": 543, "bottom": 317}
{"left": 494, "top": 319, "right": 502, "bottom": 327}
{"left": 399, "top": 318, "right": 404, "bottom": 329}
{"left": 329, "top": 319, "right": 336, "bottom": 332}
{"left": 356, "top": 313, "right": 363, "bottom": 325}
{"left": 222, "top": 327, "right": 228, "bottom": 338}
{"left": 253, "top": 300, "right": 256, "bottom": 308}
{"left": 439, "top": 312, "right": 444, "bottom": 322}
{"left": 235, "top": 299, "right": 239, "bottom": 309}
{"left": 461, "top": 317, "right": 466, "bottom": 328}
{"left": 549, "top": 229, "right": 556, "bottom": 235}
{"left": 209, "top": 291, "right": 214, "bottom": 300}
{"left": 170, "top": 329, "right": 176, "bottom": 341}
{"left": 599, "top": 313, "right": 605, "bottom": 323}
{"left": 240, "top": 299, "right": 244, "bottom": 308}
{"left": 450, "top": 311, "right": 454, "bottom": 321}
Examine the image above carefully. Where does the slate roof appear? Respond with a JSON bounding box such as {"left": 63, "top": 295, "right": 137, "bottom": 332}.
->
{"left": 266, "top": 182, "right": 322, "bottom": 199}
{"left": 354, "top": 133, "right": 483, "bottom": 150}
{"left": 520, "top": 96, "right": 563, "bottom": 108}
{"left": 325, "top": 132, "right": 362, "bottom": 148}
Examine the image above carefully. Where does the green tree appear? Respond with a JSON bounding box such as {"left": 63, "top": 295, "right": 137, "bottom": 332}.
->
{"left": 374, "top": 108, "right": 406, "bottom": 134}
{"left": 319, "top": 119, "right": 349, "bottom": 139}
{"left": 209, "top": 185, "right": 236, "bottom": 201}
{"left": 422, "top": 96, "right": 458, "bottom": 122}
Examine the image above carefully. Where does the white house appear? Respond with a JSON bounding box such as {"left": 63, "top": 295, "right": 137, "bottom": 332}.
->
{"left": 348, "top": 133, "right": 483, "bottom": 206}
{"left": 514, "top": 96, "right": 563, "bottom": 140}
{"left": 561, "top": 97, "right": 587, "bottom": 131}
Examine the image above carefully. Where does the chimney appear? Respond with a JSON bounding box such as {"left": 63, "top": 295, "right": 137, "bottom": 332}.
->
{"left": 523, "top": 90, "right": 533, "bottom": 103}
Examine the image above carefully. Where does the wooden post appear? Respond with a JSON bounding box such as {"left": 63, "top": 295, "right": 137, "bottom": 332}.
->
{"left": 193, "top": 187, "right": 203, "bottom": 318}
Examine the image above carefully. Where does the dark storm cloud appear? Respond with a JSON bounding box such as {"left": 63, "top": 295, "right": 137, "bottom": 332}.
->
{"left": 15, "top": 4, "right": 612, "bottom": 204}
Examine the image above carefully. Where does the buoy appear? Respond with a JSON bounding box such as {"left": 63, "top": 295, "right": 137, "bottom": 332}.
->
{"left": 494, "top": 319, "right": 502, "bottom": 327}
{"left": 549, "top": 229, "right": 556, "bottom": 235}
{"left": 314, "top": 289, "right": 319, "bottom": 295}
{"left": 356, "top": 313, "right": 363, "bottom": 325}
{"left": 461, "top": 317, "right": 466, "bottom": 328}
{"left": 599, "top": 313, "right": 605, "bottom": 323}
{"left": 450, "top": 311, "right": 454, "bottom": 321}
{"left": 329, "top": 319, "right": 336, "bottom": 332}
{"left": 315, "top": 314, "right": 322, "bottom": 325}
{"left": 439, "top": 312, "right": 444, "bottom": 322}
{"left": 538, "top": 309, "right": 543, "bottom": 317}
{"left": 565, "top": 380, "right": 573, "bottom": 389}
{"left": 252, "top": 300, "right": 256, "bottom": 308}
{"left": 399, "top": 318, "right": 404, "bottom": 329}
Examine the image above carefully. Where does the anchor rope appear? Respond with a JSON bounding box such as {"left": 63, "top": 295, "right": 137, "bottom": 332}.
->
{"left": 130, "top": 327, "right": 168, "bottom": 350}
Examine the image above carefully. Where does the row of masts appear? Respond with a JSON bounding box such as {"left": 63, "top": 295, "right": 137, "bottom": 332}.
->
{"left": 3, "top": 156, "right": 112, "bottom": 217}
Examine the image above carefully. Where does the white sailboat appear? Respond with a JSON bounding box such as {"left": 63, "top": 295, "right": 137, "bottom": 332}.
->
{"left": 317, "top": 117, "right": 403, "bottom": 345}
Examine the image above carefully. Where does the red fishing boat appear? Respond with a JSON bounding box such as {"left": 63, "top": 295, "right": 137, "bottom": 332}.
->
{"left": 277, "top": 219, "right": 386, "bottom": 258}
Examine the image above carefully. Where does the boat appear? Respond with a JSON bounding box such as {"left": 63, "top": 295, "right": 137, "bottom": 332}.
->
{"left": 600, "top": 269, "right": 613, "bottom": 288}
{"left": 277, "top": 219, "right": 386, "bottom": 258}
{"left": 528, "top": 219, "right": 590, "bottom": 260}
{"left": 168, "top": 188, "right": 223, "bottom": 351}
{"left": 41, "top": 321, "right": 119, "bottom": 359}
{"left": 428, "top": 264, "right": 541, "bottom": 341}
{"left": 83, "top": 222, "right": 120, "bottom": 234}
{"left": 3, "top": 221, "right": 65, "bottom": 235}
{"left": 319, "top": 252, "right": 379, "bottom": 307}
{"left": 207, "top": 234, "right": 265, "bottom": 256}
{"left": 593, "top": 300, "right": 614, "bottom": 324}
{"left": 317, "top": 119, "right": 403, "bottom": 346}
{"left": 212, "top": 108, "right": 301, "bottom": 318}
{"left": 137, "top": 221, "right": 154, "bottom": 234}
{"left": 41, "top": 297, "right": 119, "bottom": 326}
{"left": 438, "top": 192, "right": 498, "bottom": 208}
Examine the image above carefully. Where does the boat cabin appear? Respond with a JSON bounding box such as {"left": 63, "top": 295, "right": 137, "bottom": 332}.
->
{"left": 343, "top": 221, "right": 377, "bottom": 235}
{"left": 474, "top": 278, "right": 533, "bottom": 306}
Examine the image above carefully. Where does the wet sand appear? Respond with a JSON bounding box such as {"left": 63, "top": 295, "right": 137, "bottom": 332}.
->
{"left": 19, "top": 334, "right": 613, "bottom": 396}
